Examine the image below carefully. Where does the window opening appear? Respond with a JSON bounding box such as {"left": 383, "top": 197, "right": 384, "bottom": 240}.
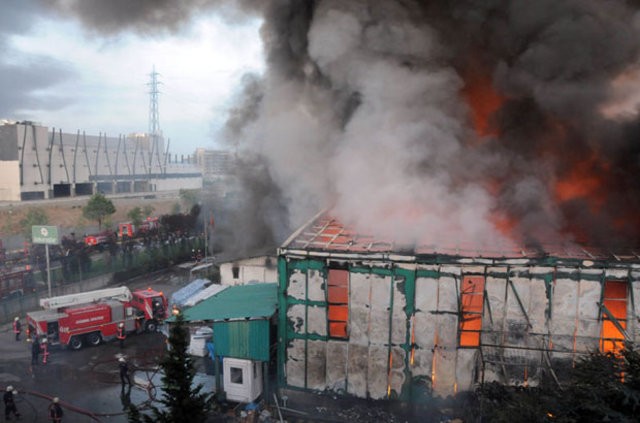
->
{"left": 459, "top": 276, "right": 485, "bottom": 347}
{"left": 230, "top": 367, "right": 243, "bottom": 384}
{"left": 327, "top": 269, "right": 349, "bottom": 339}
{"left": 600, "top": 280, "right": 628, "bottom": 353}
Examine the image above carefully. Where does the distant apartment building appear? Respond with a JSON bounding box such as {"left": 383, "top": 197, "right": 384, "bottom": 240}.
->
{"left": 194, "top": 148, "right": 237, "bottom": 199}
{"left": 0, "top": 121, "right": 202, "bottom": 201}
{"left": 194, "top": 148, "right": 235, "bottom": 179}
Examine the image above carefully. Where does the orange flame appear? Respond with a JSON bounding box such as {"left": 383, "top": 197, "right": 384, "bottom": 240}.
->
{"left": 461, "top": 71, "right": 505, "bottom": 138}
{"left": 554, "top": 154, "right": 608, "bottom": 210}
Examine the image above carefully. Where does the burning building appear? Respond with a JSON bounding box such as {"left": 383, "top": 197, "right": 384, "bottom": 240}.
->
{"left": 265, "top": 1, "right": 640, "bottom": 402}
{"left": 277, "top": 212, "right": 640, "bottom": 400}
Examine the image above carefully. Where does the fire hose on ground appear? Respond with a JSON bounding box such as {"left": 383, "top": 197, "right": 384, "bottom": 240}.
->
{"left": 11, "top": 354, "right": 164, "bottom": 422}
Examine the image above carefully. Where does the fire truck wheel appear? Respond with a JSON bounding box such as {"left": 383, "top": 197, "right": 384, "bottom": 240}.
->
{"left": 144, "top": 320, "right": 158, "bottom": 332}
{"left": 87, "top": 332, "right": 101, "bottom": 346}
{"left": 69, "top": 336, "right": 83, "bottom": 350}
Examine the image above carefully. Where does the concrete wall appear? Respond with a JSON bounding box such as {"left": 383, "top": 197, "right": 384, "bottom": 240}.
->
{"left": 0, "top": 161, "right": 20, "bottom": 201}
{"left": 0, "top": 124, "right": 19, "bottom": 160}
{"left": 279, "top": 256, "right": 640, "bottom": 401}
{"left": 153, "top": 171, "right": 203, "bottom": 192}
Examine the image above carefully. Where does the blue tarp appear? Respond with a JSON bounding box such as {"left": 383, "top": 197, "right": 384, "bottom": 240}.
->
{"left": 170, "top": 278, "right": 209, "bottom": 307}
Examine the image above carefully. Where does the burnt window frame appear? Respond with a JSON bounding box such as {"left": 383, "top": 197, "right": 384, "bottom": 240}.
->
{"left": 600, "top": 280, "right": 629, "bottom": 353}
{"left": 458, "top": 275, "right": 485, "bottom": 348}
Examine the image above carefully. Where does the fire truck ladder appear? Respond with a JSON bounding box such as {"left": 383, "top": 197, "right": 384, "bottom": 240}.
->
{"left": 39, "top": 286, "right": 132, "bottom": 310}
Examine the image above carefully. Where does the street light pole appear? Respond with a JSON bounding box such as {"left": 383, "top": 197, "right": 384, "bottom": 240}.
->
{"left": 45, "top": 244, "right": 52, "bottom": 297}
{"left": 203, "top": 209, "right": 208, "bottom": 261}
{"left": 32, "top": 225, "right": 58, "bottom": 298}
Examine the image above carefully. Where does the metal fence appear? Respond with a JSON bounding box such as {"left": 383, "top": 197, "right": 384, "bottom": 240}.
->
{"left": 1, "top": 236, "right": 205, "bottom": 323}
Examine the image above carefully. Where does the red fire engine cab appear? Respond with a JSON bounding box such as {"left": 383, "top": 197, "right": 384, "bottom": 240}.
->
{"left": 26, "top": 286, "right": 168, "bottom": 350}
{"left": 118, "top": 217, "right": 159, "bottom": 239}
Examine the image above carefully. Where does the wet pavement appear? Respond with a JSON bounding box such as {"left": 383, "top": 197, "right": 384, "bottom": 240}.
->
{"left": 0, "top": 268, "right": 206, "bottom": 423}
{"left": 1, "top": 325, "right": 168, "bottom": 422}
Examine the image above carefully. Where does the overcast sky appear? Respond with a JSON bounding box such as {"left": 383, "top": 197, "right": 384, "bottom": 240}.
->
{"left": 1, "top": 2, "right": 264, "bottom": 156}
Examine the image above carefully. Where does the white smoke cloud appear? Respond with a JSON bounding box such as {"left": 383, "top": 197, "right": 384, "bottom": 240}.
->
{"left": 267, "top": 0, "right": 516, "bottom": 248}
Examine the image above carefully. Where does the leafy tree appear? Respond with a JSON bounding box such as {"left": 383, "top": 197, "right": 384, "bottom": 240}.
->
{"left": 127, "top": 207, "right": 144, "bottom": 227}
{"left": 20, "top": 208, "right": 49, "bottom": 241}
{"left": 143, "top": 205, "right": 155, "bottom": 218}
{"left": 555, "top": 347, "right": 640, "bottom": 422}
{"left": 83, "top": 193, "right": 116, "bottom": 230}
{"left": 469, "top": 346, "right": 640, "bottom": 422}
{"left": 128, "top": 312, "right": 212, "bottom": 422}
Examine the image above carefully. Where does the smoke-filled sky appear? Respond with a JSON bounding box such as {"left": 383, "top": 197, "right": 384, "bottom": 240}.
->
{"left": 0, "top": 0, "right": 263, "bottom": 155}
{"left": 227, "top": 0, "right": 640, "bottom": 253}
{"left": 9, "top": 0, "right": 640, "bottom": 254}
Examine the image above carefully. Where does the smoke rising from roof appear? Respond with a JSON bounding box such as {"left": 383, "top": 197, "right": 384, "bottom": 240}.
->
{"left": 50, "top": 0, "right": 640, "bottom": 253}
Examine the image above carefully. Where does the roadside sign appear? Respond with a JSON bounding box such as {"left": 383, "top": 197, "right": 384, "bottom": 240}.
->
{"left": 32, "top": 225, "right": 60, "bottom": 245}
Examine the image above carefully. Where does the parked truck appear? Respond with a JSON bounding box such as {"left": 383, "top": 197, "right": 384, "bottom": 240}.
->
{"left": 26, "top": 286, "right": 168, "bottom": 350}
{"left": 83, "top": 230, "right": 115, "bottom": 250}
{"left": 118, "top": 217, "right": 160, "bottom": 239}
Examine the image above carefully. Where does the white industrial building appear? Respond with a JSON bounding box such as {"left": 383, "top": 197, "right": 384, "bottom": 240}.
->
{"left": 0, "top": 121, "right": 202, "bottom": 201}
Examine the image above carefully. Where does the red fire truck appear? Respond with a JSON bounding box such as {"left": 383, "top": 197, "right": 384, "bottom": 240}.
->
{"left": 118, "top": 217, "right": 160, "bottom": 239}
{"left": 26, "top": 286, "right": 168, "bottom": 350}
{"left": 83, "top": 231, "right": 113, "bottom": 248}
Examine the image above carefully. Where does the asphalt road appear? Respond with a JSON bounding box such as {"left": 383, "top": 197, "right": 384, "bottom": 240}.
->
{"left": 0, "top": 268, "right": 199, "bottom": 423}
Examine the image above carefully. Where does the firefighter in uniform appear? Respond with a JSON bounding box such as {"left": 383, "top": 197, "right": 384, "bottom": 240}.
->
{"left": 152, "top": 300, "right": 164, "bottom": 320}
{"left": 119, "top": 357, "right": 131, "bottom": 386}
{"left": 41, "top": 337, "right": 49, "bottom": 364}
{"left": 4, "top": 386, "right": 21, "bottom": 421}
{"left": 48, "top": 397, "right": 63, "bottom": 422}
{"left": 117, "top": 323, "right": 126, "bottom": 348}
{"left": 12, "top": 317, "right": 21, "bottom": 341}
{"left": 31, "top": 335, "right": 40, "bottom": 365}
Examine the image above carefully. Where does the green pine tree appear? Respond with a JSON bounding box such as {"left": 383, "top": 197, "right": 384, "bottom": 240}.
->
{"left": 128, "top": 312, "right": 212, "bottom": 422}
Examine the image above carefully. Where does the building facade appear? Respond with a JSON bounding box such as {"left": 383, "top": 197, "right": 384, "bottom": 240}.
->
{"left": 0, "top": 121, "right": 202, "bottom": 201}
{"left": 194, "top": 148, "right": 234, "bottom": 180}
{"left": 219, "top": 256, "right": 277, "bottom": 286}
{"left": 277, "top": 213, "right": 640, "bottom": 402}
{"left": 194, "top": 148, "right": 238, "bottom": 201}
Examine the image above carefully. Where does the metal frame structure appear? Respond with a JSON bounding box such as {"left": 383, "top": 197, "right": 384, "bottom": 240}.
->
{"left": 277, "top": 213, "right": 640, "bottom": 402}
